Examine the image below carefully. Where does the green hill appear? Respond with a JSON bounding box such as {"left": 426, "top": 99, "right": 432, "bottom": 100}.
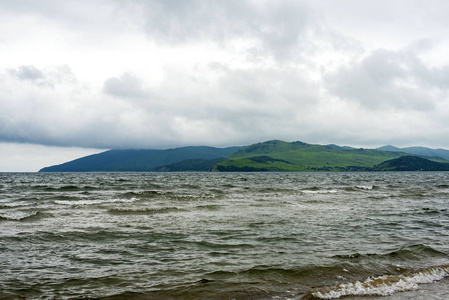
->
{"left": 39, "top": 140, "right": 449, "bottom": 172}
{"left": 372, "top": 155, "right": 449, "bottom": 171}
{"left": 216, "top": 140, "right": 407, "bottom": 172}
{"left": 377, "top": 145, "right": 449, "bottom": 161}
{"left": 39, "top": 146, "right": 243, "bottom": 172}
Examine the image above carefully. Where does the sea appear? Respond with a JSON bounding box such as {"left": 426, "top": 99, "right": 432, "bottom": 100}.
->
{"left": 1, "top": 172, "right": 449, "bottom": 300}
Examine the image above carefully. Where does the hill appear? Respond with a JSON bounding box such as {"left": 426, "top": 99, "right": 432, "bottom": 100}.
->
{"left": 39, "top": 146, "right": 243, "bottom": 172}
{"left": 216, "top": 140, "right": 406, "bottom": 172}
{"left": 372, "top": 156, "right": 449, "bottom": 171}
{"left": 377, "top": 145, "right": 449, "bottom": 161}
{"left": 39, "top": 140, "right": 449, "bottom": 172}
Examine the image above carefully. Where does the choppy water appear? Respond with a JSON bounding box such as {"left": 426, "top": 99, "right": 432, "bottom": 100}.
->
{"left": 1, "top": 172, "right": 449, "bottom": 299}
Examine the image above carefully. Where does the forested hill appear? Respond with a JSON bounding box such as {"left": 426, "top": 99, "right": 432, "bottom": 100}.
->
{"left": 215, "top": 140, "right": 449, "bottom": 172}
{"left": 215, "top": 140, "right": 403, "bottom": 172}
{"left": 372, "top": 156, "right": 449, "bottom": 171}
{"left": 39, "top": 146, "right": 243, "bottom": 172}
{"left": 39, "top": 140, "right": 449, "bottom": 172}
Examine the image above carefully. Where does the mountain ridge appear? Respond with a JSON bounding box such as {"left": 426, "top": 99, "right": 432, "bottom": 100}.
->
{"left": 39, "top": 146, "right": 243, "bottom": 172}
{"left": 216, "top": 140, "right": 406, "bottom": 172}
{"left": 39, "top": 140, "right": 449, "bottom": 172}
{"left": 376, "top": 145, "right": 449, "bottom": 160}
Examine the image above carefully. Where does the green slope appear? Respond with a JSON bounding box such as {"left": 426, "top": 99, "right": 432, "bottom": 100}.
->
{"left": 217, "top": 140, "right": 405, "bottom": 172}
{"left": 372, "top": 156, "right": 449, "bottom": 171}
{"left": 377, "top": 145, "right": 449, "bottom": 161}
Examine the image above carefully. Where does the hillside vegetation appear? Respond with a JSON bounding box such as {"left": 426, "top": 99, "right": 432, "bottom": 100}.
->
{"left": 216, "top": 140, "right": 439, "bottom": 172}
{"left": 39, "top": 140, "right": 449, "bottom": 172}
{"left": 372, "top": 156, "right": 449, "bottom": 171}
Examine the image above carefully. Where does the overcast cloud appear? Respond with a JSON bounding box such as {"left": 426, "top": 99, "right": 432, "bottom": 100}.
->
{"left": 2, "top": 0, "right": 449, "bottom": 171}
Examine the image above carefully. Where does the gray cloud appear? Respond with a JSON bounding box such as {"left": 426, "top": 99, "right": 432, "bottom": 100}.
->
{"left": 325, "top": 48, "right": 449, "bottom": 111}
{"left": 137, "top": 0, "right": 320, "bottom": 61}
{"left": 3, "top": 0, "right": 449, "bottom": 159}
{"left": 8, "top": 65, "right": 44, "bottom": 81}
{"left": 6, "top": 65, "right": 56, "bottom": 88}
{"left": 103, "top": 73, "right": 147, "bottom": 98}
{"left": 0, "top": 59, "right": 449, "bottom": 148}
{"left": 0, "top": 0, "right": 127, "bottom": 35}
{"left": 2, "top": 54, "right": 449, "bottom": 151}
{"left": 0, "top": 64, "right": 322, "bottom": 149}
{"left": 6, "top": 65, "right": 77, "bottom": 88}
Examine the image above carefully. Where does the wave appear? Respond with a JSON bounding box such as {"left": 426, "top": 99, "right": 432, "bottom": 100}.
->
{"left": 419, "top": 207, "right": 448, "bottom": 215}
{"left": 121, "top": 190, "right": 164, "bottom": 198}
{"left": 0, "top": 201, "right": 35, "bottom": 208}
{"left": 354, "top": 185, "right": 380, "bottom": 190}
{"left": 207, "top": 188, "right": 225, "bottom": 195}
{"left": 258, "top": 187, "right": 296, "bottom": 193}
{"left": 181, "top": 184, "right": 201, "bottom": 189}
{"left": 341, "top": 185, "right": 382, "bottom": 192}
{"left": 190, "top": 240, "right": 255, "bottom": 250}
{"left": 302, "top": 265, "right": 449, "bottom": 299}
{"left": 202, "top": 266, "right": 311, "bottom": 285}
{"left": 194, "top": 204, "right": 222, "bottom": 211}
{"left": 0, "top": 210, "right": 39, "bottom": 221}
{"left": 436, "top": 184, "right": 449, "bottom": 189}
{"left": 301, "top": 187, "right": 338, "bottom": 194}
{"left": 333, "top": 244, "right": 448, "bottom": 261}
{"left": 108, "top": 206, "right": 185, "bottom": 215}
{"left": 54, "top": 197, "right": 137, "bottom": 206}
{"left": 120, "top": 190, "right": 224, "bottom": 201}
{"left": 31, "top": 185, "right": 90, "bottom": 191}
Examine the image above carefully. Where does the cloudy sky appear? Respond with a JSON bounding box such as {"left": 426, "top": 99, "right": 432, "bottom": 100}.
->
{"left": 2, "top": 0, "right": 449, "bottom": 171}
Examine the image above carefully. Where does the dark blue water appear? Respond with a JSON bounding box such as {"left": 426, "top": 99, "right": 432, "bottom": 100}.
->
{"left": 1, "top": 172, "right": 449, "bottom": 299}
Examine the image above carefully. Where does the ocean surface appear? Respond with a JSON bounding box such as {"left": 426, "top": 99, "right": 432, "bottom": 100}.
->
{"left": 1, "top": 172, "right": 449, "bottom": 299}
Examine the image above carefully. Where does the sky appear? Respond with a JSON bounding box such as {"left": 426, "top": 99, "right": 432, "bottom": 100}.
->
{"left": 2, "top": 0, "right": 449, "bottom": 171}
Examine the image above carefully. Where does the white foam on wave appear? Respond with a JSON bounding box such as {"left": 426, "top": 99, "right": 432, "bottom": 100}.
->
{"left": 0, "top": 210, "right": 38, "bottom": 221}
{"left": 302, "top": 190, "right": 338, "bottom": 194}
{"left": 308, "top": 265, "right": 449, "bottom": 299}
{"left": 354, "top": 185, "right": 374, "bottom": 190}
{"left": 54, "top": 197, "right": 137, "bottom": 206}
{"left": 0, "top": 201, "right": 33, "bottom": 208}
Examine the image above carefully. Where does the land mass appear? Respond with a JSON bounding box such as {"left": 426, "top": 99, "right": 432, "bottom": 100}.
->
{"left": 39, "top": 140, "right": 449, "bottom": 172}
{"left": 372, "top": 155, "right": 449, "bottom": 171}
{"left": 215, "top": 140, "right": 449, "bottom": 172}
{"left": 39, "top": 146, "right": 243, "bottom": 172}
{"left": 376, "top": 145, "right": 449, "bottom": 161}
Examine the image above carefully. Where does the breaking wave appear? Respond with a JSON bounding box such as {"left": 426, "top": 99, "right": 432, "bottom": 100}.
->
{"left": 303, "top": 265, "right": 449, "bottom": 299}
{"left": 108, "top": 206, "right": 185, "bottom": 215}
{"left": 54, "top": 198, "right": 137, "bottom": 206}
{"left": 301, "top": 187, "right": 338, "bottom": 194}
{"left": 0, "top": 210, "right": 40, "bottom": 221}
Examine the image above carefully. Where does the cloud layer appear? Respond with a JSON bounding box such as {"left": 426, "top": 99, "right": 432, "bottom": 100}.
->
{"left": 2, "top": 0, "right": 449, "bottom": 154}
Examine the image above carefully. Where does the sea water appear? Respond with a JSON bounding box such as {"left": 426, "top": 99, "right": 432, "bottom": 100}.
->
{"left": 1, "top": 172, "right": 449, "bottom": 299}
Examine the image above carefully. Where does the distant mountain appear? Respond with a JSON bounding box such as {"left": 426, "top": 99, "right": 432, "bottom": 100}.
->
{"left": 39, "top": 140, "right": 449, "bottom": 172}
{"left": 372, "top": 156, "right": 449, "bottom": 171}
{"left": 39, "top": 146, "right": 243, "bottom": 172}
{"left": 377, "top": 145, "right": 449, "bottom": 161}
{"left": 216, "top": 140, "right": 406, "bottom": 172}
{"left": 376, "top": 145, "right": 402, "bottom": 152}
